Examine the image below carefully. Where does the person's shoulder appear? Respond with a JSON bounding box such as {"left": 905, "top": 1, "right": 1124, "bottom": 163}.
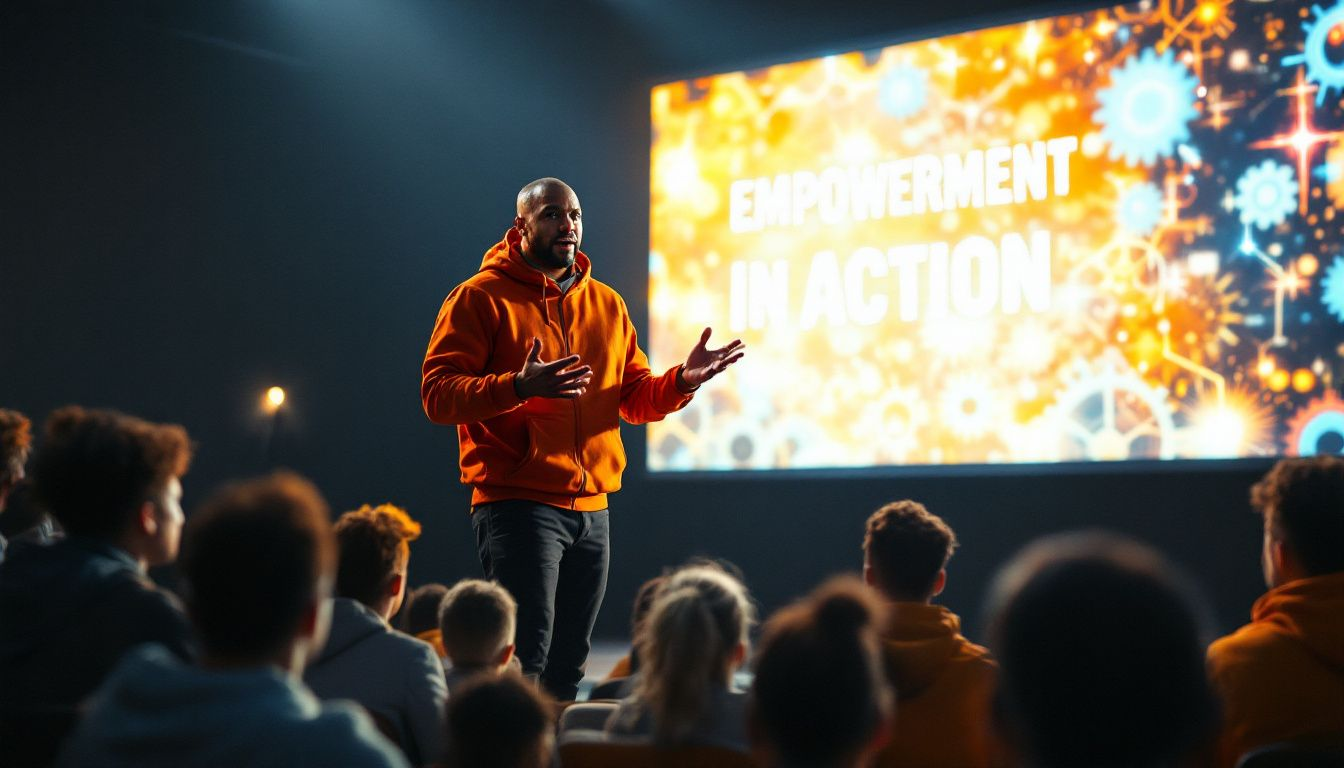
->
{"left": 301, "top": 701, "right": 411, "bottom": 768}
{"left": 1208, "top": 620, "right": 1283, "bottom": 670}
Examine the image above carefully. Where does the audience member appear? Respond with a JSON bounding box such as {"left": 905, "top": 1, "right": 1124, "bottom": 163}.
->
{"left": 58, "top": 472, "right": 408, "bottom": 767}
{"left": 400, "top": 582, "right": 449, "bottom": 657}
{"left": 590, "top": 574, "right": 666, "bottom": 700}
{"left": 304, "top": 503, "right": 446, "bottom": 766}
{"left": 606, "top": 564, "right": 754, "bottom": 751}
{"left": 986, "top": 531, "right": 1217, "bottom": 768}
{"left": 863, "top": 500, "right": 999, "bottom": 767}
{"left": 1206, "top": 456, "right": 1344, "bottom": 766}
{"left": 748, "top": 577, "right": 894, "bottom": 768}
{"left": 443, "top": 674, "right": 555, "bottom": 768}
{"left": 439, "top": 578, "right": 518, "bottom": 694}
{"left": 0, "top": 406, "right": 194, "bottom": 766}
{"left": 0, "top": 408, "right": 34, "bottom": 561}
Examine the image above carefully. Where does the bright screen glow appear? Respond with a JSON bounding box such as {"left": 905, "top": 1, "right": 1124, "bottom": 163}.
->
{"left": 648, "top": 0, "right": 1344, "bottom": 471}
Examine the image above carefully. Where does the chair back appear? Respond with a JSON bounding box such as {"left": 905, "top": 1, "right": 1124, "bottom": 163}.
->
{"left": 559, "top": 702, "right": 619, "bottom": 734}
{"left": 559, "top": 740, "right": 759, "bottom": 768}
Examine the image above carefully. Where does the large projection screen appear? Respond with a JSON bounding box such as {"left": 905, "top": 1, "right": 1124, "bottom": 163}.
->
{"left": 647, "top": 0, "right": 1344, "bottom": 472}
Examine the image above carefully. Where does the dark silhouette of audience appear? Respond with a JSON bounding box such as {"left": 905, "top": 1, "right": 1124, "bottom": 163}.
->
{"left": 985, "top": 531, "right": 1218, "bottom": 768}
{"left": 0, "top": 407, "right": 194, "bottom": 767}
{"left": 443, "top": 674, "right": 555, "bottom": 768}
{"left": 400, "top": 582, "right": 450, "bottom": 658}
{"left": 590, "top": 573, "right": 667, "bottom": 700}
{"left": 59, "top": 471, "right": 408, "bottom": 767}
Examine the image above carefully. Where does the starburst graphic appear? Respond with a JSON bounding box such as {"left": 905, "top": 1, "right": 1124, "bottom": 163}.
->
{"left": 878, "top": 65, "right": 929, "bottom": 119}
{"left": 1094, "top": 47, "right": 1199, "bottom": 166}
{"left": 1282, "top": 0, "right": 1344, "bottom": 105}
{"left": 1235, "top": 160, "right": 1298, "bottom": 230}
{"left": 1323, "top": 255, "right": 1344, "bottom": 322}
{"left": 1118, "top": 182, "right": 1164, "bottom": 235}
{"left": 1250, "top": 68, "right": 1344, "bottom": 215}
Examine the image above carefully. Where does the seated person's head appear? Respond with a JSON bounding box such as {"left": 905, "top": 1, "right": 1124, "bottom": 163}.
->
{"left": 0, "top": 408, "right": 31, "bottom": 513}
{"left": 863, "top": 499, "right": 957, "bottom": 603}
{"left": 628, "top": 563, "right": 754, "bottom": 743}
{"left": 749, "top": 577, "right": 893, "bottom": 768}
{"left": 400, "top": 582, "right": 449, "bottom": 636}
{"left": 627, "top": 574, "right": 667, "bottom": 661}
{"left": 1251, "top": 455, "right": 1344, "bottom": 587}
{"left": 439, "top": 579, "right": 517, "bottom": 672}
{"left": 333, "top": 503, "right": 422, "bottom": 620}
{"left": 180, "top": 472, "right": 336, "bottom": 670}
{"left": 31, "top": 406, "right": 192, "bottom": 567}
{"left": 985, "top": 532, "right": 1217, "bottom": 768}
{"left": 443, "top": 675, "right": 555, "bottom": 768}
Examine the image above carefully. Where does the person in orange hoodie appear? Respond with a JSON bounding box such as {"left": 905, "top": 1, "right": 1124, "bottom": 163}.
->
{"left": 861, "top": 499, "right": 1000, "bottom": 768}
{"left": 1206, "top": 456, "right": 1344, "bottom": 767}
{"left": 421, "top": 177, "right": 744, "bottom": 701}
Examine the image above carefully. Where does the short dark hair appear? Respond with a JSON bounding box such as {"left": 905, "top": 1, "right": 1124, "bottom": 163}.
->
{"left": 444, "top": 675, "right": 554, "bottom": 768}
{"left": 1251, "top": 456, "right": 1344, "bottom": 576}
{"left": 31, "top": 406, "right": 191, "bottom": 539}
{"left": 749, "top": 577, "right": 893, "bottom": 766}
{"left": 439, "top": 579, "right": 517, "bottom": 666}
{"left": 985, "top": 532, "right": 1216, "bottom": 768}
{"left": 400, "top": 583, "right": 449, "bottom": 636}
{"left": 333, "top": 504, "right": 422, "bottom": 607}
{"left": 180, "top": 472, "right": 335, "bottom": 661}
{"left": 863, "top": 500, "right": 958, "bottom": 600}
{"left": 0, "top": 409, "right": 32, "bottom": 479}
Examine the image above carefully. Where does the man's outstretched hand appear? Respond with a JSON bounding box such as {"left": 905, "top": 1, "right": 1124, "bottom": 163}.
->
{"left": 515, "top": 338, "right": 593, "bottom": 399}
{"left": 679, "top": 327, "right": 745, "bottom": 391}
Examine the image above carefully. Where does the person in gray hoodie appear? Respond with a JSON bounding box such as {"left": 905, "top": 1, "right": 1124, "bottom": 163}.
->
{"left": 0, "top": 407, "right": 194, "bottom": 767}
{"left": 304, "top": 503, "right": 447, "bottom": 767}
{"left": 59, "top": 472, "right": 409, "bottom": 768}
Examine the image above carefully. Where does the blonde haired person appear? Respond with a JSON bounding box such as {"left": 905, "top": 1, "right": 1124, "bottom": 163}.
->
{"left": 439, "top": 579, "right": 518, "bottom": 694}
{"left": 605, "top": 563, "right": 755, "bottom": 751}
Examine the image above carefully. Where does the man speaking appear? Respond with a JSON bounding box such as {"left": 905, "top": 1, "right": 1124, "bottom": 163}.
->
{"left": 422, "top": 178, "right": 744, "bottom": 699}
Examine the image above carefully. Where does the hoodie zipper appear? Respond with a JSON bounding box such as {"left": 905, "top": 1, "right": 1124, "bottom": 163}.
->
{"left": 554, "top": 281, "right": 587, "bottom": 508}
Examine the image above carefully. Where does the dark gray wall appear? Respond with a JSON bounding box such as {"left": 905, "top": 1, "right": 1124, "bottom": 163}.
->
{"left": 2, "top": 0, "right": 1272, "bottom": 644}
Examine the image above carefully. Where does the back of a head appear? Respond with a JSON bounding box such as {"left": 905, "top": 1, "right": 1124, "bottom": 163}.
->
{"left": 333, "top": 503, "right": 422, "bottom": 607}
{"left": 863, "top": 499, "right": 958, "bottom": 602}
{"left": 0, "top": 408, "right": 31, "bottom": 482}
{"left": 631, "top": 563, "right": 755, "bottom": 743}
{"left": 439, "top": 579, "right": 517, "bottom": 667}
{"left": 31, "top": 405, "right": 191, "bottom": 539}
{"left": 750, "top": 577, "right": 893, "bottom": 767}
{"left": 444, "top": 674, "right": 555, "bottom": 768}
{"left": 985, "top": 532, "right": 1217, "bottom": 768}
{"left": 180, "top": 472, "right": 335, "bottom": 662}
{"left": 401, "top": 583, "right": 449, "bottom": 636}
{"left": 1252, "top": 456, "right": 1344, "bottom": 576}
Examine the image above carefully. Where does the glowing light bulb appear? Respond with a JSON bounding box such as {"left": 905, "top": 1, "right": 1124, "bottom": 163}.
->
{"left": 265, "top": 387, "right": 286, "bottom": 412}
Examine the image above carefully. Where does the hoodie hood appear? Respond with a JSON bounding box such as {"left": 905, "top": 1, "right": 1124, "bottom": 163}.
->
{"left": 881, "top": 603, "right": 972, "bottom": 697}
{"left": 1251, "top": 571, "right": 1344, "bottom": 671}
{"left": 481, "top": 227, "right": 591, "bottom": 295}
{"left": 313, "top": 597, "right": 387, "bottom": 667}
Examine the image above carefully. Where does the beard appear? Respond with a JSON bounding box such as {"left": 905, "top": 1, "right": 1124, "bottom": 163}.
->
{"left": 527, "top": 238, "right": 577, "bottom": 271}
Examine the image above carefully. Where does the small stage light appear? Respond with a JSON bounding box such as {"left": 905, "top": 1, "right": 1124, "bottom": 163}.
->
{"left": 265, "top": 386, "right": 286, "bottom": 412}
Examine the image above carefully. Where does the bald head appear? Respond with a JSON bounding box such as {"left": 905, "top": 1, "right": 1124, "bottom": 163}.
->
{"left": 517, "top": 178, "right": 576, "bottom": 217}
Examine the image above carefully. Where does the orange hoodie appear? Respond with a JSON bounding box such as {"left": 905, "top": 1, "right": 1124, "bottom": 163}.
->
{"left": 1206, "top": 572, "right": 1344, "bottom": 767}
{"left": 422, "top": 229, "right": 692, "bottom": 512}
{"left": 876, "top": 603, "right": 1002, "bottom": 768}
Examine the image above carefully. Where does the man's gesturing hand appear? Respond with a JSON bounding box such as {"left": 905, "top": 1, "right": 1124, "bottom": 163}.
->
{"left": 679, "top": 327, "right": 745, "bottom": 391}
{"left": 514, "top": 338, "right": 593, "bottom": 400}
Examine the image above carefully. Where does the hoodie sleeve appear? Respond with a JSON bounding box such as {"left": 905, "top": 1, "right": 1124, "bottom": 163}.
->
{"left": 421, "top": 285, "right": 526, "bottom": 425}
{"left": 616, "top": 297, "right": 693, "bottom": 425}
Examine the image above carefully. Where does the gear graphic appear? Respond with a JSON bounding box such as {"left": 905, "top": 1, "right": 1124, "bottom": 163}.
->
{"left": 1117, "top": 181, "right": 1164, "bottom": 235}
{"left": 878, "top": 65, "right": 929, "bottom": 119}
{"left": 1094, "top": 47, "right": 1199, "bottom": 166}
{"left": 1282, "top": 1, "right": 1344, "bottom": 105}
{"left": 711, "top": 413, "right": 778, "bottom": 470}
{"left": 1322, "top": 255, "right": 1344, "bottom": 322}
{"left": 1045, "top": 354, "right": 1178, "bottom": 461}
{"left": 1235, "top": 160, "right": 1298, "bottom": 231}
{"left": 1286, "top": 390, "right": 1344, "bottom": 456}
{"left": 855, "top": 386, "right": 927, "bottom": 461}
{"left": 940, "top": 373, "right": 1002, "bottom": 441}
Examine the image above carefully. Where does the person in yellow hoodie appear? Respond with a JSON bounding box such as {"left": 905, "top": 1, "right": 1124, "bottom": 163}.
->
{"left": 861, "top": 500, "right": 1000, "bottom": 768}
{"left": 422, "top": 178, "right": 745, "bottom": 701}
{"left": 1207, "top": 456, "right": 1344, "bottom": 767}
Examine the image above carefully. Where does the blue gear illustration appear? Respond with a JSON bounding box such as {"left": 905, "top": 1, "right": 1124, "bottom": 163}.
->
{"left": 879, "top": 65, "right": 928, "bottom": 119}
{"left": 1117, "top": 182, "right": 1163, "bottom": 235}
{"left": 1323, "top": 255, "right": 1344, "bottom": 322}
{"left": 1235, "top": 160, "right": 1297, "bottom": 230}
{"left": 1094, "top": 47, "right": 1199, "bottom": 166}
{"left": 1283, "top": 1, "right": 1344, "bottom": 105}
